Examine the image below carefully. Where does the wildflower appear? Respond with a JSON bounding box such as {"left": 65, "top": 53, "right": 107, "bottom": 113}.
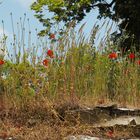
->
{"left": 61, "top": 61, "right": 64, "bottom": 65}
{"left": 43, "top": 59, "right": 49, "bottom": 67}
{"left": 0, "top": 59, "right": 4, "bottom": 65}
{"left": 106, "top": 130, "right": 114, "bottom": 137}
{"left": 109, "top": 52, "right": 117, "bottom": 59}
{"left": 137, "top": 60, "right": 140, "bottom": 65}
{"left": 129, "top": 53, "right": 135, "bottom": 59}
{"left": 50, "top": 33, "right": 55, "bottom": 39}
{"left": 47, "top": 50, "right": 54, "bottom": 58}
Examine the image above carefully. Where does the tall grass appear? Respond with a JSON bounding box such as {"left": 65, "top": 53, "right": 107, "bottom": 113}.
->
{"left": 1, "top": 15, "right": 140, "bottom": 140}
{"left": 0, "top": 16, "right": 140, "bottom": 113}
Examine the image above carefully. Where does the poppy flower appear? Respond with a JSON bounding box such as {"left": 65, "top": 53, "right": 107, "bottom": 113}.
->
{"left": 47, "top": 50, "right": 54, "bottom": 58}
{"left": 43, "top": 59, "right": 49, "bottom": 67}
{"left": 50, "top": 33, "right": 55, "bottom": 39}
{"left": 106, "top": 130, "right": 114, "bottom": 137}
{"left": 137, "top": 60, "right": 140, "bottom": 65}
{"left": 109, "top": 52, "right": 117, "bottom": 59}
{"left": 129, "top": 53, "right": 135, "bottom": 59}
{"left": 0, "top": 59, "right": 4, "bottom": 65}
{"left": 60, "top": 61, "right": 64, "bottom": 65}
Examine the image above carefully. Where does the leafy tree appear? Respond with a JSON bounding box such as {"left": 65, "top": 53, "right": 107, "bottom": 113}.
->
{"left": 31, "top": 0, "right": 140, "bottom": 51}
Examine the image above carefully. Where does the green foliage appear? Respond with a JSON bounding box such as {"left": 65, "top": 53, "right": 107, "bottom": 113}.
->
{"left": 107, "top": 59, "right": 119, "bottom": 100}
{"left": 1, "top": 17, "right": 140, "bottom": 106}
{"left": 31, "top": 0, "right": 140, "bottom": 51}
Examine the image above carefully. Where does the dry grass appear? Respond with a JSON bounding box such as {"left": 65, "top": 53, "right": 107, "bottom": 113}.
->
{"left": 0, "top": 95, "right": 140, "bottom": 139}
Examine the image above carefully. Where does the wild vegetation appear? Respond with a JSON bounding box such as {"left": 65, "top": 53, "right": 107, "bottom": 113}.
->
{"left": 1, "top": 19, "right": 140, "bottom": 139}
{"left": 31, "top": 0, "right": 140, "bottom": 51}
{"left": 0, "top": 0, "right": 140, "bottom": 139}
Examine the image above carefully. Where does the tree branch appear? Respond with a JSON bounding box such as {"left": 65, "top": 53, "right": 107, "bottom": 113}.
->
{"left": 92, "top": 0, "right": 115, "bottom": 8}
{"left": 109, "top": 0, "right": 115, "bottom": 7}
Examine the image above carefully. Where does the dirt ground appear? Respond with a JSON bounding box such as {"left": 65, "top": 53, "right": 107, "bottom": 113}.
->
{"left": 0, "top": 103, "right": 140, "bottom": 140}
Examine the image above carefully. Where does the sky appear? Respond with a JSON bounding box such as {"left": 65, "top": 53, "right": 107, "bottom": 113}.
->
{"left": 0, "top": 0, "right": 117, "bottom": 59}
{"left": 0, "top": 0, "right": 42, "bottom": 37}
{"left": 0, "top": 0, "right": 100, "bottom": 36}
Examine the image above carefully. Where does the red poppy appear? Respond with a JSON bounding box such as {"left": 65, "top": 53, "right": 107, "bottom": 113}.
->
{"left": 0, "top": 60, "right": 4, "bottom": 65}
{"left": 47, "top": 50, "right": 54, "bottom": 58}
{"left": 109, "top": 52, "right": 117, "bottom": 59}
{"left": 43, "top": 59, "right": 49, "bottom": 67}
{"left": 61, "top": 61, "right": 64, "bottom": 65}
{"left": 106, "top": 130, "right": 114, "bottom": 137}
{"left": 129, "top": 53, "right": 135, "bottom": 59}
{"left": 50, "top": 33, "right": 55, "bottom": 39}
{"left": 137, "top": 60, "right": 140, "bottom": 65}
